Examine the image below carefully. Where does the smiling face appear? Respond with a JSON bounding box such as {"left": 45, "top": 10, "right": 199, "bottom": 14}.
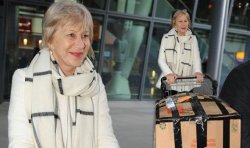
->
{"left": 174, "top": 14, "right": 189, "bottom": 36}
{"left": 48, "top": 23, "right": 90, "bottom": 76}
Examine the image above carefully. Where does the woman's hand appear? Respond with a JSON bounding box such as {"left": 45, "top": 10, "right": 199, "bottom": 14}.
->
{"left": 166, "top": 73, "right": 177, "bottom": 84}
{"left": 195, "top": 72, "right": 204, "bottom": 83}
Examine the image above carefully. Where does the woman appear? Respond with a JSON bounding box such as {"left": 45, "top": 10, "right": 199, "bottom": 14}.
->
{"left": 156, "top": 9, "right": 203, "bottom": 92}
{"left": 8, "top": 1, "right": 119, "bottom": 148}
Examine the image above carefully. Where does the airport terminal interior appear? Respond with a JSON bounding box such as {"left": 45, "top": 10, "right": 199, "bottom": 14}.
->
{"left": 0, "top": 0, "right": 250, "bottom": 147}
{"left": 0, "top": 0, "right": 250, "bottom": 102}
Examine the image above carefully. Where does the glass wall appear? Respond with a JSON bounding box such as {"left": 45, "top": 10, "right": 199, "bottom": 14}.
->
{"left": 92, "top": 15, "right": 104, "bottom": 68}
{"left": 79, "top": 0, "right": 106, "bottom": 10}
{"left": 230, "top": 0, "right": 250, "bottom": 30}
{"left": 195, "top": 0, "right": 214, "bottom": 24}
{"left": 220, "top": 33, "right": 248, "bottom": 87}
{"left": 156, "top": 0, "right": 195, "bottom": 19}
{"left": 194, "top": 28, "right": 211, "bottom": 73}
{"left": 143, "top": 23, "right": 170, "bottom": 99}
{"left": 102, "top": 17, "right": 149, "bottom": 100}
{"left": 17, "top": 6, "right": 44, "bottom": 68}
{"left": 109, "top": 0, "right": 153, "bottom": 17}
{"left": 4, "top": 3, "right": 47, "bottom": 99}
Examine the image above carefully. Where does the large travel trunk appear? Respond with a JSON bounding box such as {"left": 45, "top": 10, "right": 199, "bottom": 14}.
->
{"left": 154, "top": 75, "right": 241, "bottom": 148}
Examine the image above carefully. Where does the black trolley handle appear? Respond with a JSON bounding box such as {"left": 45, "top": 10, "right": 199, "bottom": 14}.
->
{"left": 161, "top": 76, "right": 197, "bottom": 83}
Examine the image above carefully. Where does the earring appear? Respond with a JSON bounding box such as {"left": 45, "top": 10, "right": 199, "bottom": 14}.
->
{"left": 50, "top": 45, "right": 54, "bottom": 54}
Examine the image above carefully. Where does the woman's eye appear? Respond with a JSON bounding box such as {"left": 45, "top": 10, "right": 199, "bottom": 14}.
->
{"left": 68, "top": 33, "right": 76, "bottom": 38}
{"left": 82, "top": 34, "right": 89, "bottom": 38}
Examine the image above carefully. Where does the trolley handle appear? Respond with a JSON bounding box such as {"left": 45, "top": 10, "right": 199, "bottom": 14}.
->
{"left": 161, "top": 76, "right": 197, "bottom": 83}
{"left": 176, "top": 76, "right": 196, "bottom": 80}
{"left": 160, "top": 74, "right": 218, "bottom": 96}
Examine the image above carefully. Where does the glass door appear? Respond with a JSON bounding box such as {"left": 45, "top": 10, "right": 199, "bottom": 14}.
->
{"left": 4, "top": 3, "right": 47, "bottom": 99}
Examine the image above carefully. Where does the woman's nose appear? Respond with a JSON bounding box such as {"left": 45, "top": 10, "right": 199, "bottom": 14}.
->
{"left": 76, "top": 38, "right": 86, "bottom": 48}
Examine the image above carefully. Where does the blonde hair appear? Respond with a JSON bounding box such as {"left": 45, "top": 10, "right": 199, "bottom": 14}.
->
{"left": 42, "top": 1, "right": 94, "bottom": 57}
{"left": 171, "top": 9, "right": 191, "bottom": 28}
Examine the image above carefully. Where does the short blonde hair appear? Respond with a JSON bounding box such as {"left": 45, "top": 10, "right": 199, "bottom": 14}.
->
{"left": 171, "top": 9, "right": 191, "bottom": 28}
{"left": 42, "top": 1, "right": 94, "bottom": 57}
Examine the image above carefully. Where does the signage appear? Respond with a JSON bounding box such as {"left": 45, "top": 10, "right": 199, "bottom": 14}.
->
{"left": 19, "top": 17, "right": 32, "bottom": 33}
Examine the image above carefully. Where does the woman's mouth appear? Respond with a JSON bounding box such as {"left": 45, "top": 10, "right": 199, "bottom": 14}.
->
{"left": 70, "top": 52, "right": 83, "bottom": 58}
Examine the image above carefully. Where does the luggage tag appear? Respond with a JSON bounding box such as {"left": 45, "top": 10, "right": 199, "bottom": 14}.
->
{"left": 165, "top": 96, "right": 176, "bottom": 110}
{"left": 165, "top": 95, "right": 192, "bottom": 110}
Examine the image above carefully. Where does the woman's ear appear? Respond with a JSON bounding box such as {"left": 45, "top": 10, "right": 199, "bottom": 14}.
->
{"left": 47, "top": 42, "right": 53, "bottom": 50}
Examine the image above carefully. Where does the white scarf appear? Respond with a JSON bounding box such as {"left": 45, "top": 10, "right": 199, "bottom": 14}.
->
{"left": 164, "top": 28, "right": 195, "bottom": 76}
{"left": 162, "top": 28, "right": 198, "bottom": 91}
{"left": 24, "top": 48, "right": 100, "bottom": 148}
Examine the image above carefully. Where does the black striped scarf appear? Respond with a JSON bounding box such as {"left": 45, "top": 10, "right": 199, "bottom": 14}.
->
{"left": 24, "top": 48, "right": 99, "bottom": 147}
{"left": 163, "top": 28, "right": 194, "bottom": 76}
{"left": 163, "top": 29, "right": 198, "bottom": 91}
